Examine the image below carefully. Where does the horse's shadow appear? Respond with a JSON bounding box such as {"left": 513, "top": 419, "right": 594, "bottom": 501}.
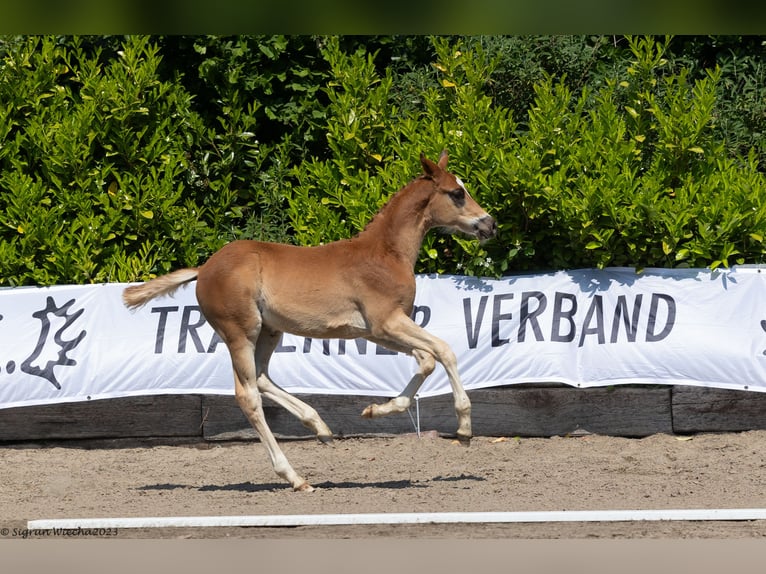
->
{"left": 137, "top": 474, "right": 485, "bottom": 493}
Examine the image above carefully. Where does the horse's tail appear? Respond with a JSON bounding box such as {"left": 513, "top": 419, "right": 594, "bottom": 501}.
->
{"left": 122, "top": 268, "right": 199, "bottom": 310}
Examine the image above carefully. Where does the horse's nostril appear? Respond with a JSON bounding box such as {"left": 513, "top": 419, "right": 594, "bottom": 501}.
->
{"left": 474, "top": 215, "right": 497, "bottom": 240}
{"left": 484, "top": 216, "right": 497, "bottom": 236}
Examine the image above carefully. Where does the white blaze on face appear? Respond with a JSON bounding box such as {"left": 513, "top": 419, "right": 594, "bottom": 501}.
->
{"left": 455, "top": 176, "right": 468, "bottom": 194}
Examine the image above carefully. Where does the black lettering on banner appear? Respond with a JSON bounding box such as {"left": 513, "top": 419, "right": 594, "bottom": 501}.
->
{"left": 274, "top": 333, "right": 295, "bottom": 353}
{"left": 337, "top": 339, "right": 369, "bottom": 355}
{"left": 206, "top": 331, "right": 224, "bottom": 353}
{"left": 646, "top": 293, "right": 676, "bottom": 342}
{"left": 145, "top": 292, "right": 678, "bottom": 357}
{"left": 301, "top": 338, "right": 330, "bottom": 355}
{"left": 491, "top": 293, "right": 514, "bottom": 347}
{"left": 275, "top": 336, "right": 296, "bottom": 353}
{"left": 611, "top": 294, "right": 643, "bottom": 343}
{"left": 518, "top": 291, "right": 547, "bottom": 343}
{"left": 411, "top": 305, "right": 431, "bottom": 328}
{"left": 463, "top": 295, "right": 489, "bottom": 349}
{"left": 151, "top": 306, "right": 179, "bottom": 354}
{"left": 376, "top": 345, "right": 397, "bottom": 355}
{"left": 273, "top": 336, "right": 304, "bottom": 354}
{"left": 152, "top": 305, "right": 222, "bottom": 354}
{"left": 551, "top": 292, "right": 577, "bottom": 342}
{"left": 578, "top": 295, "right": 605, "bottom": 347}
{"left": 179, "top": 306, "right": 207, "bottom": 353}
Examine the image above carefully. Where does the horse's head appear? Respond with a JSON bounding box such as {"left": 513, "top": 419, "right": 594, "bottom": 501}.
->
{"left": 420, "top": 151, "right": 497, "bottom": 241}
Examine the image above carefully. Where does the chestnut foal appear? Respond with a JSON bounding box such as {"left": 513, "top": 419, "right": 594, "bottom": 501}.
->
{"left": 123, "top": 151, "right": 496, "bottom": 491}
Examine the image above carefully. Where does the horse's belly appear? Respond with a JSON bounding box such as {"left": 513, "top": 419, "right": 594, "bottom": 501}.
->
{"left": 262, "top": 307, "right": 370, "bottom": 340}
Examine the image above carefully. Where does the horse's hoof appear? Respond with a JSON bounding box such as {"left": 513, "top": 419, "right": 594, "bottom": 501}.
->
{"left": 456, "top": 434, "right": 471, "bottom": 447}
{"left": 318, "top": 434, "right": 334, "bottom": 445}
{"left": 294, "top": 481, "right": 315, "bottom": 492}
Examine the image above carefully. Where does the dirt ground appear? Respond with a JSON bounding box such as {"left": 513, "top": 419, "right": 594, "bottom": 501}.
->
{"left": 3, "top": 430, "right": 766, "bottom": 539}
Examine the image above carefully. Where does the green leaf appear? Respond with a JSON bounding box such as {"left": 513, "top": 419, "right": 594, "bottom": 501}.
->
{"left": 258, "top": 44, "right": 275, "bottom": 59}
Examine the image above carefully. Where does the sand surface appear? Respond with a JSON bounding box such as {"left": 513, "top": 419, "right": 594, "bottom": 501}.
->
{"left": 3, "top": 430, "right": 766, "bottom": 539}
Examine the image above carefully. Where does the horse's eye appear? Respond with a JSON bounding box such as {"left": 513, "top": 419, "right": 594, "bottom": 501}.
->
{"left": 448, "top": 188, "right": 465, "bottom": 206}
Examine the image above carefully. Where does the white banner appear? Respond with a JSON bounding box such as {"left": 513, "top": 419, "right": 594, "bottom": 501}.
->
{"left": 2, "top": 267, "right": 766, "bottom": 410}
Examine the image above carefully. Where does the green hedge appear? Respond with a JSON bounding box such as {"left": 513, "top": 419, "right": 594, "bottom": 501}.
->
{"left": 0, "top": 36, "right": 231, "bottom": 284}
{"left": 0, "top": 35, "right": 764, "bottom": 286}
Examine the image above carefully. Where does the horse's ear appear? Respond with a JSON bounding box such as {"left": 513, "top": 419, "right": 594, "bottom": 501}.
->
{"left": 420, "top": 150, "right": 448, "bottom": 178}
{"left": 437, "top": 150, "right": 448, "bottom": 169}
{"left": 420, "top": 152, "right": 439, "bottom": 178}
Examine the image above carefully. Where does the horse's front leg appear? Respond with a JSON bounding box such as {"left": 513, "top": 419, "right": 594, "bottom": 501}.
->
{"left": 361, "top": 314, "right": 472, "bottom": 444}
{"left": 361, "top": 349, "right": 435, "bottom": 418}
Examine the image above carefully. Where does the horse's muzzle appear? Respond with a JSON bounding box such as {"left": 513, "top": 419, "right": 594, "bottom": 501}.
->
{"left": 474, "top": 215, "right": 497, "bottom": 241}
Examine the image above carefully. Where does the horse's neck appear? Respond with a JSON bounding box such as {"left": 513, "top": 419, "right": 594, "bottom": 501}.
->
{"left": 355, "top": 181, "right": 431, "bottom": 268}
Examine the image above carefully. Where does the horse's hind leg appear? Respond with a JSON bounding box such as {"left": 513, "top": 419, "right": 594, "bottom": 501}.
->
{"left": 229, "top": 339, "right": 314, "bottom": 491}
{"left": 254, "top": 328, "right": 334, "bottom": 443}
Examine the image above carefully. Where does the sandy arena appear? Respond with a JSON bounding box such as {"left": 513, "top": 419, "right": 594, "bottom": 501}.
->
{"left": 3, "top": 430, "right": 766, "bottom": 539}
